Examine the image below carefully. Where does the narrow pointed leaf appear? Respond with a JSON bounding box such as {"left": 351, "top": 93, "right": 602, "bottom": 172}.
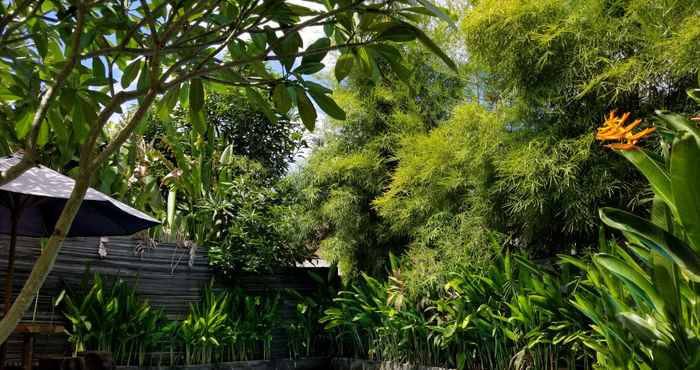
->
{"left": 619, "top": 149, "right": 675, "bottom": 214}
{"left": 600, "top": 207, "right": 700, "bottom": 278}
{"left": 414, "top": 0, "right": 456, "bottom": 28}
{"left": 670, "top": 133, "right": 700, "bottom": 250}
{"left": 307, "top": 90, "right": 346, "bottom": 120}
{"left": 595, "top": 254, "right": 663, "bottom": 311}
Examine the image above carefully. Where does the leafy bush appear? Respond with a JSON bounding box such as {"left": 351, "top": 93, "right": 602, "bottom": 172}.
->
{"left": 62, "top": 274, "right": 283, "bottom": 366}
{"left": 564, "top": 109, "right": 700, "bottom": 369}
{"left": 197, "top": 154, "right": 310, "bottom": 274}
{"left": 286, "top": 265, "right": 341, "bottom": 359}
{"left": 177, "top": 282, "right": 280, "bottom": 365}
{"left": 320, "top": 249, "right": 590, "bottom": 369}
{"left": 62, "top": 273, "right": 170, "bottom": 366}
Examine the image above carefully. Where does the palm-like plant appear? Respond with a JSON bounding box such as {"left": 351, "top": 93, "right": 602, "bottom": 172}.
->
{"left": 566, "top": 110, "right": 700, "bottom": 369}
{"left": 320, "top": 249, "right": 590, "bottom": 369}
{"left": 62, "top": 272, "right": 167, "bottom": 365}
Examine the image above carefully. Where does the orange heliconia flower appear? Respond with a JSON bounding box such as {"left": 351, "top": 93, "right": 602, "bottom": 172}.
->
{"left": 596, "top": 111, "right": 656, "bottom": 150}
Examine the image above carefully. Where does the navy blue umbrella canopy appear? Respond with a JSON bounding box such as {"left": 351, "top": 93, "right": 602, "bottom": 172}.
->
{"left": 0, "top": 153, "right": 159, "bottom": 324}
{"left": 0, "top": 154, "right": 159, "bottom": 237}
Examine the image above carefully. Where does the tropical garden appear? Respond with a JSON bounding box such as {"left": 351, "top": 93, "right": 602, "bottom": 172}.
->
{"left": 0, "top": 0, "right": 699, "bottom": 369}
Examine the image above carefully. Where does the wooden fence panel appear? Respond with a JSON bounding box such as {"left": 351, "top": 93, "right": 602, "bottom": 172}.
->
{"left": 0, "top": 235, "right": 327, "bottom": 364}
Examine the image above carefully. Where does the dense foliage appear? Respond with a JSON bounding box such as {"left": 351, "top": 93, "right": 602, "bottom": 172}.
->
{"left": 289, "top": 0, "right": 699, "bottom": 293}
{"left": 95, "top": 90, "right": 310, "bottom": 273}
{"left": 321, "top": 249, "right": 590, "bottom": 369}
{"left": 62, "top": 274, "right": 281, "bottom": 366}
{"left": 318, "top": 109, "right": 700, "bottom": 369}
{"left": 287, "top": 49, "right": 465, "bottom": 278}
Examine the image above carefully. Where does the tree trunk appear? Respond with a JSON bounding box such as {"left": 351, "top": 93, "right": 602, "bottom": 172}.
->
{"left": 0, "top": 174, "right": 91, "bottom": 344}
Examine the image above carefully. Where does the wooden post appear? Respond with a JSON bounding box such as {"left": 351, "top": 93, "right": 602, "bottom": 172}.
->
{"left": 22, "top": 333, "right": 32, "bottom": 370}
{"left": 4, "top": 211, "right": 19, "bottom": 314}
{"left": 0, "top": 211, "right": 19, "bottom": 370}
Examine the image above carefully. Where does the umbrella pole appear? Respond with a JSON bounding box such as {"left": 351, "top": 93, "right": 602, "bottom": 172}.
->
{"left": 0, "top": 212, "right": 18, "bottom": 369}
{"left": 3, "top": 213, "right": 18, "bottom": 315}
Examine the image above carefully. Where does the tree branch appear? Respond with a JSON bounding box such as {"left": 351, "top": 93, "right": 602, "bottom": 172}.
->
{"left": 0, "top": 1, "right": 87, "bottom": 187}
{"left": 164, "top": 41, "right": 370, "bottom": 89}
{"left": 91, "top": 89, "right": 159, "bottom": 170}
{"left": 0, "top": 0, "right": 35, "bottom": 44}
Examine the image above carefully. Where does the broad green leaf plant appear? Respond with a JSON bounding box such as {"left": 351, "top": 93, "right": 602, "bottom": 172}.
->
{"left": 0, "top": 0, "right": 457, "bottom": 343}
{"left": 568, "top": 106, "right": 700, "bottom": 369}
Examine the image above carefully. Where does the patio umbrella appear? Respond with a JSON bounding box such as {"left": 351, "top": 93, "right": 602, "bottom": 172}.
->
{"left": 0, "top": 153, "right": 160, "bottom": 316}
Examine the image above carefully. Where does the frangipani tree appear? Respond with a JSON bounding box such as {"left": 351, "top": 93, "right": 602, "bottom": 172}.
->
{"left": 0, "top": 0, "right": 456, "bottom": 343}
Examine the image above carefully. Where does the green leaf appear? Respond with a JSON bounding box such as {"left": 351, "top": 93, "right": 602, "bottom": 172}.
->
{"left": 670, "top": 133, "right": 700, "bottom": 250}
{"left": 616, "top": 312, "right": 661, "bottom": 344}
{"left": 687, "top": 88, "right": 700, "bottom": 104}
{"left": 121, "top": 59, "right": 141, "bottom": 87}
{"left": 599, "top": 207, "right": 700, "bottom": 279}
{"left": 293, "top": 62, "right": 325, "bottom": 75}
{"left": 92, "top": 57, "right": 106, "bottom": 80}
{"left": 136, "top": 61, "right": 150, "bottom": 92}
{"left": 413, "top": 27, "right": 457, "bottom": 71}
{"left": 157, "top": 86, "right": 181, "bottom": 121}
{"left": 245, "top": 88, "right": 277, "bottom": 124}
{"left": 33, "top": 32, "right": 48, "bottom": 59}
{"left": 595, "top": 254, "right": 664, "bottom": 311}
{"left": 252, "top": 32, "right": 267, "bottom": 51}
{"left": 71, "top": 102, "right": 89, "bottom": 142}
{"left": 324, "top": 22, "right": 334, "bottom": 37}
{"left": 276, "top": 31, "right": 302, "bottom": 71}
{"left": 48, "top": 108, "right": 68, "bottom": 145}
{"left": 378, "top": 24, "right": 418, "bottom": 42}
{"left": 335, "top": 53, "right": 354, "bottom": 82}
{"left": 657, "top": 111, "right": 700, "bottom": 143}
{"left": 307, "top": 89, "right": 346, "bottom": 120}
{"left": 357, "top": 47, "right": 375, "bottom": 76}
{"left": 650, "top": 251, "right": 681, "bottom": 320}
{"left": 190, "top": 110, "right": 207, "bottom": 136}
{"left": 189, "top": 79, "right": 205, "bottom": 113}
{"left": 272, "top": 84, "right": 292, "bottom": 113}
{"left": 37, "top": 120, "right": 49, "bottom": 147}
{"left": 301, "top": 37, "right": 331, "bottom": 65}
{"left": 303, "top": 80, "right": 332, "bottom": 95}
{"left": 414, "top": 0, "right": 456, "bottom": 28}
{"left": 295, "top": 87, "right": 316, "bottom": 131}
{"left": 619, "top": 149, "right": 675, "bottom": 215}
{"left": 14, "top": 111, "right": 32, "bottom": 139}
